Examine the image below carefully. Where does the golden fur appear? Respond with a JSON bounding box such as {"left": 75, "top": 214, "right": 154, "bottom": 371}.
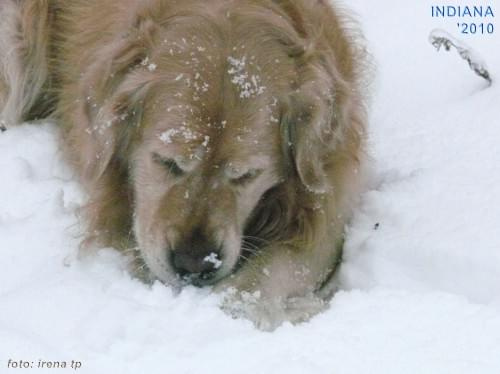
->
{"left": 0, "top": 0, "right": 369, "bottom": 330}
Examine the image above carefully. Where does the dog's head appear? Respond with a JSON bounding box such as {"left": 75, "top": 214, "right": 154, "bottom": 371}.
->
{"left": 78, "top": 2, "right": 355, "bottom": 286}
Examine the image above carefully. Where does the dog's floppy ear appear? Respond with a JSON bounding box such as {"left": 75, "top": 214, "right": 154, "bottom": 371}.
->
{"left": 281, "top": 79, "right": 337, "bottom": 194}
{"left": 76, "top": 18, "right": 159, "bottom": 181}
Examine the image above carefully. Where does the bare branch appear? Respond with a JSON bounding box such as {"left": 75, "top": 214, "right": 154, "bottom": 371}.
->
{"left": 429, "top": 29, "right": 492, "bottom": 85}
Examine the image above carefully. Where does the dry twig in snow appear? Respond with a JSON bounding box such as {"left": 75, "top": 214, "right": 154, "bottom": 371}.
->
{"left": 429, "top": 29, "right": 492, "bottom": 85}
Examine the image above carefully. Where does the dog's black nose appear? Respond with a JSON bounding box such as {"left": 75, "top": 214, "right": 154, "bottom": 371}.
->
{"left": 171, "top": 249, "right": 221, "bottom": 278}
{"left": 170, "top": 228, "right": 222, "bottom": 283}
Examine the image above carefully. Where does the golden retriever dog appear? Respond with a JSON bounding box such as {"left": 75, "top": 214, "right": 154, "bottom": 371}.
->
{"left": 0, "top": 0, "right": 368, "bottom": 330}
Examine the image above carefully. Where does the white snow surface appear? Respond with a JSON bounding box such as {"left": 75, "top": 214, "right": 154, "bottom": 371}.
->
{"left": 1, "top": 1, "right": 500, "bottom": 373}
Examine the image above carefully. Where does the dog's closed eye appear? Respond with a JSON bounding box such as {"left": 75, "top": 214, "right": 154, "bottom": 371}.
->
{"left": 152, "top": 153, "right": 185, "bottom": 177}
{"left": 229, "top": 169, "right": 262, "bottom": 186}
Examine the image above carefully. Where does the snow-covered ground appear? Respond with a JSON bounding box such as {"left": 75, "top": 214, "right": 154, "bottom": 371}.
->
{"left": 1, "top": 1, "right": 500, "bottom": 373}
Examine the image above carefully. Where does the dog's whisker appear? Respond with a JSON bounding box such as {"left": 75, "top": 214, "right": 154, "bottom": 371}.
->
{"left": 243, "top": 235, "right": 269, "bottom": 242}
{"left": 241, "top": 245, "right": 259, "bottom": 255}
{"left": 240, "top": 246, "right": 265, "bottom": 263}
{"left": 241, "top": 243, "right": 260, "bottom": 253}
{"left": 121, "top": 246, "right": 140, "bottom": 254}
{"left": 242, "top": 235, "right": 270, "bottom": 245}
{"left": 238, "top": 254, "right": 251, "bottom": 262}
{"left": 126, "top": 227, "right": 135, "bottom": 243}
{"left": 241, "top": 238, "right": 263, "bottom": 250}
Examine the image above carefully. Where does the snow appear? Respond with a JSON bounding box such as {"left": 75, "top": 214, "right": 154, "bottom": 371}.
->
{"left": 2, "top": 1, "right": 500, "bottom": 373}
{"left": 159, "top": 125, "right": 199, "bottom": 144}
{"left": 203, "top": 252, "right": 222, "bottom": 269}
{"left": 159, "top": 128, "right": 177, "bottom": 144}
{"left": 201, "top": 135, "right": 210, "bottom": 148}
{"left": 140, "top": 56, "right": 157, "bottom": 72}
{"left": 227, "top": 55, "right": 266, "bottom": 98}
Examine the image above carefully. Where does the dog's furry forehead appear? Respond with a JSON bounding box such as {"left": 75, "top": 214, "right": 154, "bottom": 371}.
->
{"left": 135, "top": 0, "right": 304, "bottom": 37}
{"left": 129, "top": 0, "right": 308, "bottom": 62}
{"left": 142, "top": 99, "right": 281, "bottom": 150}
